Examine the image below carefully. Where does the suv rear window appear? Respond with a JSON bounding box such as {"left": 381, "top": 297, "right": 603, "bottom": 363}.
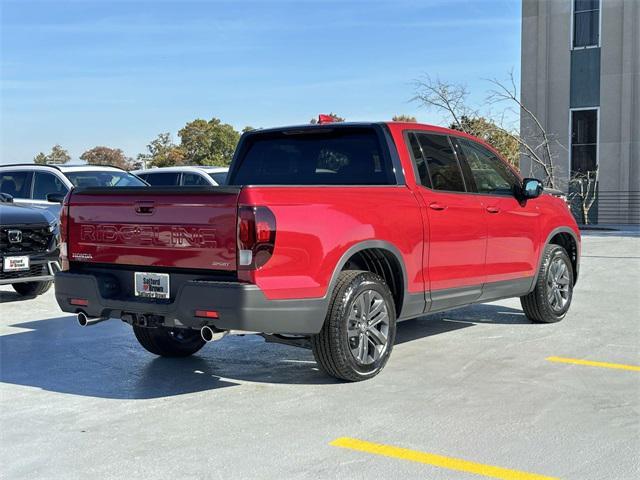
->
{"left": 66, "top": 171, "right": 147, "bottom": 188}
{"left": 230, "top": 128, "right": 395, "bottom": 185}
{"left": 0, "top": 171, "right": 33, "bottom": 198}
{"left": 138, "top": 172, "right": 180, "bottom": 186}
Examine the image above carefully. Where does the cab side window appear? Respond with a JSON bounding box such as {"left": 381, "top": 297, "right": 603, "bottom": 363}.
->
{"left": 33, "top": 172, "right": 68, "bottom": 200}
{"left": 0, "top": 171, "right": 33, "bottom": 199}
{"left": 415, "top": 133, "right": 466, "bottom": 192}
{"left": 182, "top": 173, "right": 210, "bottom": 186}
{"left": 456, "top": 138, "right": 519, "bottom": 195}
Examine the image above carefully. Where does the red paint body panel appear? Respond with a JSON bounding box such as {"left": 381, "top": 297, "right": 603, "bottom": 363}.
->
{"left": 67, "top": 191, "right": 239, "bottom": 270}
{"left": 64, "top": 121, "right": 580, "bottom": 310}
{"left": 238, "top": 186, "right": 424, "bottom": 300}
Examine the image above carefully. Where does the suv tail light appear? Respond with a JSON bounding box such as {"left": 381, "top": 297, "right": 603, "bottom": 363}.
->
{"left": 237, "top": 206, "right": 276, "bottom": 270}
{"left": 59, "top": 192, "right": 71, "bottom": 271}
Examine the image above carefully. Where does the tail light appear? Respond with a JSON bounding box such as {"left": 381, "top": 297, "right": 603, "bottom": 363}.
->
{"left": 59, "top": 192, "right": 71, "bottom": 271}
{"left": 237, "top": 206, "right": 276, "bottom": 270}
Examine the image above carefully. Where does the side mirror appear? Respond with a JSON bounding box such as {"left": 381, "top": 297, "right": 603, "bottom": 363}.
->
{"left": 520, "top": 178, "right": 544, "bottom": 199}
{"left": 46, "top": 193, "right": 66, "bottom": 203}
{"left": 0, "top": 193, "right": 14, "bottom": 203}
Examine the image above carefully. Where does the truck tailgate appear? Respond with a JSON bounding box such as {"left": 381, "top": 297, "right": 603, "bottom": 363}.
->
{"left": 67, "top": 187, "right": 240, "bottom": 271}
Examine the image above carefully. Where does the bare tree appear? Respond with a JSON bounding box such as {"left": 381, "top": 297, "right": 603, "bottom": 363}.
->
{"left": 412, "top": 75, "right": 519, "bottom": 167}
{"left": 486, "top": 72, "right": 558, "bottom": 188}
{"left": 412, "top": 75, "right": 477, "bottom": 131}
{"left": 568, "top": 168, "right": 599, "bottom": 224}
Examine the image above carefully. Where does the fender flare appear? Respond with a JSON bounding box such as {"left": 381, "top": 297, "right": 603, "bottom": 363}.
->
{"left": 323, "top": 240, "right": 410, "bottom": 313}
{"left": 530, "top": 227, "right": 581, "bottom": 289}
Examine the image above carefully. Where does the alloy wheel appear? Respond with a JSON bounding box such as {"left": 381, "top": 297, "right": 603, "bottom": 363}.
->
{"left": 547, "top": 257, "right": 571, "bottom": 312}
{"left": 347, "top": 289, "right": 391, "bottom": 365}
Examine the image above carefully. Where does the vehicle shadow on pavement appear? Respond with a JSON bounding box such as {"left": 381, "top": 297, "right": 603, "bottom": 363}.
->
{"left": 396, "top": 304, "right": 529, "bottom": 344}
{"left": 0, "top": 304, "right": 528, "bottom": 398}
{"left": 0, "top": 290, "right": 37, "bottom": 303}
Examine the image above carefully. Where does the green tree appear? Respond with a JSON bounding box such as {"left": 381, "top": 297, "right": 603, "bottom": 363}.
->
{"left": 80, "top": 146, "right": 133, "bottom": 170}
{"left": 450, "top": 116, "right": 520, "bottom": 168}
{"left": 137, "top": 133, "right": 186, "bottom": 168}
{"left": 178, "top": 117, "right": 240, "bottom": 166}
{"left": 392, "top": 115, "right": 417, "bottom": 122}
{"left": 33, "top": 144, "right": 71, "bottom": 165}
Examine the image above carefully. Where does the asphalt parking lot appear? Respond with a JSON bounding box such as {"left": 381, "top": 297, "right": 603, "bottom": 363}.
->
{"left": 1, "top": 230, "right": 639, "bottom": 480}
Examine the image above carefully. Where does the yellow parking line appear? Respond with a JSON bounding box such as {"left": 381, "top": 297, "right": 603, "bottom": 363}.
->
{"left": 329, "top": 437, "right": 558, "bottom": 480}
{"left": 547, "top": 356, "right": 640, "bottom": 372}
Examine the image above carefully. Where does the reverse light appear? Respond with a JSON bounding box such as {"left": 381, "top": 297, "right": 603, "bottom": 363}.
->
{"left": 237, "top": 206, "right": 276, "bottom": 270}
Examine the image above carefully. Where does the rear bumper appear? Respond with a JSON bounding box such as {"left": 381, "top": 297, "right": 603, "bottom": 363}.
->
{"left": 54, "top": 271, "right": 327, "bottom": 334}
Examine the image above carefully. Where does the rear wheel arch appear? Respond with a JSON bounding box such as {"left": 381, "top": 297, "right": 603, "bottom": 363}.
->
{"left": 327, "top": 241, "right": 407, "bottom": 318}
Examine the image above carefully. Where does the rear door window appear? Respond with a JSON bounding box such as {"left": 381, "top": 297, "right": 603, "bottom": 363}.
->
{"left": 140, "top": 172, "right": 181, "bottom": 186}
{"left": 415, "top": 133, "right": 466, "bottom": 192}
{"left": 230, "top": 128, "right": 395, "bottom": 185}
{"left": 0, "top": 171, "right": 33, "bottom": 199}
{"left": 182, "top": 172, "right": 210, "bottom": 186}
{"left": 33, "top": 172, "right": 68, "bottom": 200}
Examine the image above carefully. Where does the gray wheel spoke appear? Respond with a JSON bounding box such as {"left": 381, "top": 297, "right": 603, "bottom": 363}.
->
{"left": 369, "top": 314, "right": 388, "bottom": 331}
{"left": 367, "top": 326, "right": 387, "bottom": 346}
{"left": 357, "top": 334, "right": 367, "bottom": 362}
{"left": 357, "top": 295, "right": 367, "bottom": 319}
{"left": 368, "top": 298, "right": 385, "bottom": 319}
{"left": 362, "top": 291, "right": 372, "bottom": 316}
{"left": 554, "top": 289, "right": 562, "bottom": 307}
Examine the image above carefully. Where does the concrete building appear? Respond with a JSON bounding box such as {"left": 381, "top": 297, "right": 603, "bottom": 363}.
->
{"left": 521, "top": 0, "right": 639, "bottom": 224}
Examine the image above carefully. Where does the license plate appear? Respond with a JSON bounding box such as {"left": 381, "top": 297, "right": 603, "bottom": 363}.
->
{"left": 3, "top": 256, "right": 30, "bottom": 272}
{"left": 134, "top": 272, "right": 170, "bottom": 299}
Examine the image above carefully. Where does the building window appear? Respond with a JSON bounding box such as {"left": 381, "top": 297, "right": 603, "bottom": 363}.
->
{"left": 570, "top": 109, "right": 598, "bottom": 173}
{"left": 573, "top": 0, "right": 600, "bottom": 48}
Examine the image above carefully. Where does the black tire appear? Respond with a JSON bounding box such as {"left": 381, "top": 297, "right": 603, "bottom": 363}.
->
{"left": 133, "top": 326, "right": 206, "bottom": 357}
{"left": 311, "top": 270, "right": 397, "bottom": 382}
{"left": 520, "top": 244, "right": 574, "bottom": 323}
{"left": 12, "top": 280, "right": 53, "bottom": 297}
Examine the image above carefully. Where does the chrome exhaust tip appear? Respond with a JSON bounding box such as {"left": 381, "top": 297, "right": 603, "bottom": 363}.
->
{"left": 200, "top": 326, "right": 228, "bottom": 343}
{"left": 77, "top": 311, "right": 108, "bottom": 327}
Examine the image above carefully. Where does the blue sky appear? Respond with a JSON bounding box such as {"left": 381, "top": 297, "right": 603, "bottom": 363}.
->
{"left": 0, "top": 0, "right": 522, "bottom": 163}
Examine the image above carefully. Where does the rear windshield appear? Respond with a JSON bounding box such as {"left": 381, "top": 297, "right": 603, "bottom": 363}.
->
{"left": 66, "top": 171, "right": 147, "bottom": 188}
{"left": 230, "top": 128, "right": 395, "bottom": 185}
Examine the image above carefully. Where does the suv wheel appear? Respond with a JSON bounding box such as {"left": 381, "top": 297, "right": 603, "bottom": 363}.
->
{"left": 12, "top": 281, "right": 53, "bottom": 297}
{"left": 133, "top": 326, "right": 206, "bottom": 357}
{"left": 521, "top": 244, "right": 574, "bottom": 323}
{"left": 311, "top": 270, "right": 396, "bottom": 382}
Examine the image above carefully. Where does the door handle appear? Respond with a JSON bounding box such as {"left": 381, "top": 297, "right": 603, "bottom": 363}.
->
{"left": 135, "top": 201, "right": 155, "bottom": 215}
{"left": 486, "top": 206, "right": 500, "bottom": 214}
{"left": 429, "top": 202, "right": 447, "bottom": 211}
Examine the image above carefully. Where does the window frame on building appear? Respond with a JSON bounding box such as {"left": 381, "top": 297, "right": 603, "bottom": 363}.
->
{"left": 570, "top": 0, "right": 602, "bottom": 50}
{"left": 569, "top": 107, "right": 600, "bottom": 174}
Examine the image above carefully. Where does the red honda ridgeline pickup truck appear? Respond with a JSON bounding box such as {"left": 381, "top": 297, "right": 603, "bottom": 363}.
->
{"left": 55, "top": 122, "right": 580, "bottom": 381}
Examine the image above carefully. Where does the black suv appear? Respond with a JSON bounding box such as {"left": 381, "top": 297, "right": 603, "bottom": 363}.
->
{"left": 0, "top": 193, "right": 60, "bottom": 297}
